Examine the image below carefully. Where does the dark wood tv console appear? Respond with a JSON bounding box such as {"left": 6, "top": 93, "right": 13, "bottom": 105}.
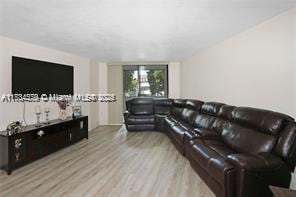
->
{"left": 0, "top": 116, "right": 88, "bottom": 175}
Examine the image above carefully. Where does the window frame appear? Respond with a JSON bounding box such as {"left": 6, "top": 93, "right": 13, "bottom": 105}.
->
{"left": 123, "top": 64, "right": 169, "bottom": 99}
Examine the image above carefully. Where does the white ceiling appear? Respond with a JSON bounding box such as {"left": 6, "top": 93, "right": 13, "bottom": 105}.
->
{"left": 1, "top": 0, "right": 296, "bottom": 62}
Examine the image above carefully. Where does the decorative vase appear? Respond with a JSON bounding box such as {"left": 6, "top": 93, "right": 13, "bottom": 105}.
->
{"left": 59, "top": 109, "right": 67, "bottom": 120}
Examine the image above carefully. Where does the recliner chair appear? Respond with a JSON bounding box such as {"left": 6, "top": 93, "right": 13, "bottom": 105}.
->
{"left": 124, "top": 98, "right": 155, "bottom": 131}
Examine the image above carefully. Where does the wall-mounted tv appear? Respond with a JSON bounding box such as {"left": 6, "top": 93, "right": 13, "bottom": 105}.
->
{"left": 12, "top": 56, "right": 74, "bottom": 96}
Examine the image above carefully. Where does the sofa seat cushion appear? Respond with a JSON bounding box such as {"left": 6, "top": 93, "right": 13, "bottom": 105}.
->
{"left": 193, "top": 128, "right": 220, "bottom": 139}
{"left": 125, "top": 115, "right": 155, "bottom": 124}
{"left": 155, "top": 114, "right": 167, "bottom": 125}
{"left": 164, "top": 116, "right": 179, "bottom": 127}
{"left": 192, "top": 139, "right": 236, "bottom": 158}
{"left": 184, "top": 130, "right": 199, "bottom": 140}
{"left": 171, "top": 115, "right": 180, "bottom": 123}
{"left": 178, "top": 121, "right": 193, "bottom": 131}
{"left": 190, "top": 139, "right": 235, "bottom": 183}
{"left": 172, "top": 124, "right": 186, "bottom": 135}
{"left": 126, "top": 124, "right": 155, "bottom": 131}
{"left": 227, "top": 153, "right": 287, "bottom": 172}
{"left": 184, "top": 128, "right": 220, "bottom": 147}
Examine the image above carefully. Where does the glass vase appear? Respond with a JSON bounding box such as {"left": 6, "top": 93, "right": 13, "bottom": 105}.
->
{"left": 59, "top": 109, "right": 67, "bottom": 120}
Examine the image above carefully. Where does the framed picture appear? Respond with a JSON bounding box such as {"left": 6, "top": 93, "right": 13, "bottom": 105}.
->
{"left": 72, "top": 106, "right": 82, "bottom": 118}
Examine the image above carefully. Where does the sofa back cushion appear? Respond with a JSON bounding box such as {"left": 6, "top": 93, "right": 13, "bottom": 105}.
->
{"left": 221, "top": 122, "right": 276, "bottom": 154}
{"left": 211, "top": 118, "right": 227, "bottom": 134}
{"left": 130, "top": 98, "right": 154, "bottom": 115}
{"left": 218, "top": 105, "right": 236, "bottom": 120}
{"left": 185, "top": 100, "right": 204, "bottom": 111}
{"left": 201, "top": 102, "right": 225, "bottom": 115}
{"left": 154, "top": 98, "right": 173, "bottom": 115}
{"left": 191, "top": 102, "right": 224, "bottom": 129}
{"left": 171, "top": 99, "right": 187, "bottom": 118}
{"left": 232, "top": 107, "right": 293, "bottom": 135}
{"left": 179, "top": 100, "right": 204, "bottom": 124}
{"left": 193, "top": 113, "right": 217, "bottom": 129}
{"left": 181, "top": 109, "right": 196, "bottom": 124}
{"left": 207, "top": 105, "right": 236, "bottom": 134}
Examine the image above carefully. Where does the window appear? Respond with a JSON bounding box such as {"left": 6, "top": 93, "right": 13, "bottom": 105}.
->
{"left": 123, "top": 65, "right": 168, "bottom": 99}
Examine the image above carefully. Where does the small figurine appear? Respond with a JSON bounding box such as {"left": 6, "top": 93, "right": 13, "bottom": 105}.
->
{"left": 6, "top": 121, "right": 23, "bottom": 136}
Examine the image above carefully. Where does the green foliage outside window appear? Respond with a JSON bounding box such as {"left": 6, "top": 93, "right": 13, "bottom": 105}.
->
{"left": 124, "top": 70, "right": 137, "bottom": 97}
{"left": 147, "top": 69, "right": 165, "bottom": 96}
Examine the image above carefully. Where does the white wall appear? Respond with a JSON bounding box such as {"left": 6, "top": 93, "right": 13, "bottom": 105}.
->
{"left": 168, "top": 62, "right": 181, "bottom": 99}
{"left": 108, "top": 65, "right": 123, "bottom": 125}
{"left": 0, "top": 36, "right": 92, "bottom": 130}
{"left": 181, "top": 8, "right": 296, "bottom": 117}
{"left": 0, "top": 36, "right": 7, "bottom": 130}
{"left": 89, "top": 60, "right": 100, "bottom": 129}
{"left": 98, "top": 62, "right": 109, "bottom": 125}
{"left": 181, "top": 8, "right": 296, "bottom": 189}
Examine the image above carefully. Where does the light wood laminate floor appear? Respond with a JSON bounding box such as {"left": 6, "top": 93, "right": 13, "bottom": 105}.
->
{"left": 0, "top": 126, "right": 215, "bottom": 197}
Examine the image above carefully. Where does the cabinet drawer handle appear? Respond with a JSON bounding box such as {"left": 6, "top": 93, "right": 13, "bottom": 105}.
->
{"left": 37, "top": 130, "right": 45, "bottom": 137}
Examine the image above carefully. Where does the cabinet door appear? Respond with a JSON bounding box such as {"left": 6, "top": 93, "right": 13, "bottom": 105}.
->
{"left": 44, "top": 128, "right": 68, "bottom": 154}
{"left": 79, "top": 119, "right": 88, "bottom": 139}
{"left": 28, "top": 130, "right": 45, "bottom": 160}
{"left": 11, "top": 135, "right": 28, "bottom": 168}
{"left": 68, "top": 122, "right": 81, "bottom": 144}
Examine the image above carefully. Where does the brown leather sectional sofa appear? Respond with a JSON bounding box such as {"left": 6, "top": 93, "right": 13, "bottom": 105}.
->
{"left": 124, "top": 98, "right": 296, "bottom": 197}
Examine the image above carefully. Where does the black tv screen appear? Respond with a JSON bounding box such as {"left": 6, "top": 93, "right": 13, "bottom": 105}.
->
{"left": 12, "top": 56, "right": 74, "bottom": 96}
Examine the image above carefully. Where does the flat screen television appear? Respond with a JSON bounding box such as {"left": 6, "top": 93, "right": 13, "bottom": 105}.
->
{"left": 12, "top": 56, "right": 74, "bottom": 96}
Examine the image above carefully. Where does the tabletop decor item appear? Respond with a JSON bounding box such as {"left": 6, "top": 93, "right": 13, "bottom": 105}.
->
{"left": 72, "top": 105, "right": 82, "bottom": 118}
{"left": 6, "top": 121, "right": 24, "bottom": 136}
{"left": 57, "top": 100, "right": 69, "bottom": 120}
{"left": 44, "top": 107, "right": 50, "bottom": 124}
{"left": 35, "top": 105, "right": 42, "bottom": 127}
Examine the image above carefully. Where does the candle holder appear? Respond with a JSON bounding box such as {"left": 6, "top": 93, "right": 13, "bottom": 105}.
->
{"left": 35, "top": 105, "right": 42, "bottom": 127}
{"left": 44, "top": 107, "right": 50, "bottom": 124}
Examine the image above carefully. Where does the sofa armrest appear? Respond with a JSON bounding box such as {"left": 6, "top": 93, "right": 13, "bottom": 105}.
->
{"left": 227, "top": 153, "right": 291, "bottom": 197}
{"left": 123, "top": 111, "right": 131, "bottom": 121}
{"left": 227, "top": 153, "right": 286, "bottom": 172}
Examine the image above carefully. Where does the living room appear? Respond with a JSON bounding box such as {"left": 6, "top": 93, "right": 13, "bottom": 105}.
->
{"left": 0, "top": 1, "right": 296, "bottom": 197}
